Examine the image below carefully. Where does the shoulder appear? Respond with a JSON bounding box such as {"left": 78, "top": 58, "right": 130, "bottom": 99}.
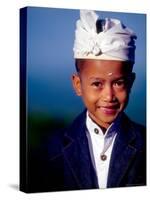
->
{"left": 45, "top": 110, "right": 87, "bottom": 158}
{"left": 123, "top": 114, "right": 145, "bottom": 134}
{"left": 43, "top": 129, "right": 65, "bottom": 159}
{"left": 122, "top": 113, "right": 146, "bottom": 148}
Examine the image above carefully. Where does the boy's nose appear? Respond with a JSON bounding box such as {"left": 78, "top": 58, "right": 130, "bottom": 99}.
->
{"left": 101, "top": 85, "right": 116, "bottom": 102}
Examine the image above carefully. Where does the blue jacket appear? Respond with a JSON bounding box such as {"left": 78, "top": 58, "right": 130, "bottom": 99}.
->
{"left": 30, "top": 110, "right": 146, "bottom": 192}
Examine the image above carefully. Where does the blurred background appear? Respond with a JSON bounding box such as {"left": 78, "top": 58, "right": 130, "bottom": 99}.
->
{"left": 25, "top": 7, "right": 146, "bottom": 148}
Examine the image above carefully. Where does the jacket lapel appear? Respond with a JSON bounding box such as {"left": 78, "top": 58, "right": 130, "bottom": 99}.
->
{"left": 107, "top": 115, "right": 137, "bottom": 188}
{"left": 62, "top": 111, "right": 98, "bottom": 189}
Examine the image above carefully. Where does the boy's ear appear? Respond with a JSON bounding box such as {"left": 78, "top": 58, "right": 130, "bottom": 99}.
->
{"left": 71, "top": 74, "right": 82, "bottom": 96}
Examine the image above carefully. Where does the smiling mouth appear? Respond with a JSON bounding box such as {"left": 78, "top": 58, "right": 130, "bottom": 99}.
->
{"left": 98, "top": 105, "right": 119, "bottom": 115}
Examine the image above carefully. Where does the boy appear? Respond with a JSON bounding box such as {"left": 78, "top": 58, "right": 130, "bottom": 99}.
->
{"left": 31, "top": 10, "right": 146, "bottom": 192}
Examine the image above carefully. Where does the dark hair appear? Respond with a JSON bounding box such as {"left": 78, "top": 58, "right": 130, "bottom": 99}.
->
{"left": 75, "top": 59, "right": 79, "bottom": 72}
{"left": 75, "top": 59, "right": 86, "bottom": 73}
{"left": 75, "top": 59, "right": 134, "bottom": 73}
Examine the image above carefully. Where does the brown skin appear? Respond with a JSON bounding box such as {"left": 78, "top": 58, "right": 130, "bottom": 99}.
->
{"left": 72, "top": 59, "right": 135, "bottom": 129}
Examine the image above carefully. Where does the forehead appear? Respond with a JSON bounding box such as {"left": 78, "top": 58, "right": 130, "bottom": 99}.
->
{"left": 77, "top": 59, "right": 132, "bottom": 77}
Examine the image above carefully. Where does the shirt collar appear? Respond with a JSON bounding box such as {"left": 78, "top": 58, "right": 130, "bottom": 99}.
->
{"left": 86, "top": 111, "right": 122, "bottom": 139}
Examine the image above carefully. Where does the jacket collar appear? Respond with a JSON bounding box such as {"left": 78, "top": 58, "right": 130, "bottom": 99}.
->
{"left": 107, "top": 114, "right": 137, "bottom": 187}
{"left": 51, "top": 110, "right": 138, "bottom": 188}
{"left": 62, "top": 110, "right": 99, "bottom": 189}
{"left": 63, "top": 111, "right": 138, "bottom": 188}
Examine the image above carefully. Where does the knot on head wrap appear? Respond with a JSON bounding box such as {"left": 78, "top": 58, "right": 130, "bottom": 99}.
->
{"left": 73, "top": 10, "right": 137, "bottom": 62}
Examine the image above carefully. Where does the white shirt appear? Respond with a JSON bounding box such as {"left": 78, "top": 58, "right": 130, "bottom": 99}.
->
{"left": 86, "top": 112, "right": 118, "bottom": 188}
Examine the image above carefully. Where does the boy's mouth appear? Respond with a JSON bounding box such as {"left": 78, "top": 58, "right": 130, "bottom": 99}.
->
{"left": 97, "top": 105, "right": 119, "bottom": 115}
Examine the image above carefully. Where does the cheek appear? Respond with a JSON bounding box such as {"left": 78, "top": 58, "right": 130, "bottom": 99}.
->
{"left": 81, "top": 87, "right": 98, "bottom": 105}
{"left": 116, "top": 90, "right": 129, "bottom": 105}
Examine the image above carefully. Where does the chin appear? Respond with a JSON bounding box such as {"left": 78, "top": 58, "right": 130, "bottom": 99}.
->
{"left": 96, "top": 114, "right": 119, "bottom": 125}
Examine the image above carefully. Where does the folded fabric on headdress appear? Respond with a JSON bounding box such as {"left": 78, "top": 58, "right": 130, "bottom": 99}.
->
{"left": 73, "top": 10, "right": 137, "bottom": 62}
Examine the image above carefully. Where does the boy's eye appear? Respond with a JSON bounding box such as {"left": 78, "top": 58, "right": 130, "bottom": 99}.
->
{"left": 114, "top": 80, "right": 126, "bottom": 88}
{"left": 91, "top": 81, "right": 103, "bottom": 88}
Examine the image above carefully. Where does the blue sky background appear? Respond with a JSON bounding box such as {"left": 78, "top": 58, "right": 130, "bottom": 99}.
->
{"left": 26, "top": 7, "right": 146, "bottom": 125}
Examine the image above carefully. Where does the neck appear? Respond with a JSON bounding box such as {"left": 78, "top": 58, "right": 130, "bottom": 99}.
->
{"left": 88, "top": 113, "right": 110, "bottom": 135}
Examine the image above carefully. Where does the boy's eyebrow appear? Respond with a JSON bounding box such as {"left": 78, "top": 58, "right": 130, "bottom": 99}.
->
{"left": 89, "top": 77, "right": 104, "bottom": 81}
{"left": 89, "top": 76, "right": 127, "bottom": 81}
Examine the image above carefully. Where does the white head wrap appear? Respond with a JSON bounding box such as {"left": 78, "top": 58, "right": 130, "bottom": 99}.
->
{"left": 73, "top": 10, "right": 137, "bottom": 62}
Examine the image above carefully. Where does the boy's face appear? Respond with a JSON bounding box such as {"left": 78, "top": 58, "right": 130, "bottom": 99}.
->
{"left": 72, "top": 59, "right": 135, "bottom": 128}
